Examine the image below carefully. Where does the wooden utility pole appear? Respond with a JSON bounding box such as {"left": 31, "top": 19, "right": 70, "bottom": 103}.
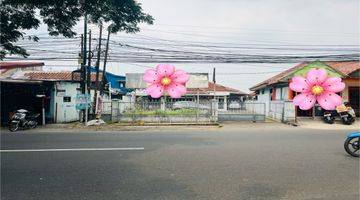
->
{"left": 94, "top": 23, "right": 103, "bottom": 116}
{"left": 100, "top": 30, "right": 110, "bottom": 95}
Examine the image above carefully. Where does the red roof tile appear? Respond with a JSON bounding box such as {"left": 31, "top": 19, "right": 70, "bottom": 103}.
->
{"left": 250, "top": 60, "right": 360, "bottom": 91}
{"left": 323, "top": 61, "right": 360, "bottom": 75}
{"left": 188, "top": 82, "right": 247, "bottom": 95}
{"left": 0, "top": 61, "right": 44, "bottom": 69}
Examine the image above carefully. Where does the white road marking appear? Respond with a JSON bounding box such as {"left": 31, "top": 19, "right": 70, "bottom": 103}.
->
{"left": 0, "top": 147, "right": 145, "bottom": 153}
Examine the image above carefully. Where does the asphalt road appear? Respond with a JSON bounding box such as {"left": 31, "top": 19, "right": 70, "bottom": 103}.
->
{"left": 1, "top": 126, "right": 359, "bottom": 200}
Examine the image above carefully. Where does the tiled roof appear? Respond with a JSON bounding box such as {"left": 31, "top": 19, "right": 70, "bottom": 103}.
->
{"left": 0, "top": 61, "right": 44, "bottom": 69}
{"left": 323, "top": 61, "right": 360, "bottom": 75}
{"left": 24, "top": 71, "right": 102, "bottom": 82}
{"left": 188, "top": 82, "right": 247, "bottom": 95}
{"left": 250, "top": 60, "right": 360, "bottom": 91}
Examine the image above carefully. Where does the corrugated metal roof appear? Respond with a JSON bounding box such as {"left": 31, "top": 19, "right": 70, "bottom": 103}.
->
{"left": 23, "top": 71, "right": 102, "bottom": 82}
{"left": 0, "top": 61, "right": 44, "bottom": 69}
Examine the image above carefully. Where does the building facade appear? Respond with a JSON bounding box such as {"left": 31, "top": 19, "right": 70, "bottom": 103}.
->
{"left": 250, "top": 61, "right": 360, "bottom": 119}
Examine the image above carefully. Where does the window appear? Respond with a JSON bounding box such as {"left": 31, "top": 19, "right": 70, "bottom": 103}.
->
{"left": 63, "top": 96, "right": 71, "bottom": 102}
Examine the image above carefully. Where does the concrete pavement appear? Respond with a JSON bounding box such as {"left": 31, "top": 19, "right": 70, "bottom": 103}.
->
{"left": 1, "top": 126, "right": 359, "bottom": 200}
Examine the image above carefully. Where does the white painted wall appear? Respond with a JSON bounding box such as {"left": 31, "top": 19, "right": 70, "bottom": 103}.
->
{"left": 53, "top": 82, "right": 80, "bottom": 123}
{"left": 275, "top": 88, "right": 282, "bottom": 100}
{"left": 53, "top": 81, "right": 111, "bottom": 123}
{"left": 281, "top": 87, "right": 289, "bottom": 100}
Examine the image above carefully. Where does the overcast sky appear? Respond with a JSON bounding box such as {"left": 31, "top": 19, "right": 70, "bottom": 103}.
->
{"left": 138, "top": 0, "right": 359, "bottom": 44}
{"left": 16, "top": 0, "right": 360, "bottom": 92}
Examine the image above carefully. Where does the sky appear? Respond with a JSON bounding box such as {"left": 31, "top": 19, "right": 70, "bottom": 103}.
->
{"left": 11, "top": 0, "right": 360, "bottom": 92}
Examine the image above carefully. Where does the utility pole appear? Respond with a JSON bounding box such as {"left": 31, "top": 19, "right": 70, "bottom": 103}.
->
{"left": 86, "top": 29, "right": 92, "bottom": 122}
{"left": 94, "top": 23, "right": 103, "bottom": 116}
{"left": 213, "top": 67, "right": 216, "bottom": 100}
{"left": 87, "top": 29, "right": 92, "bottom": 95}
{"left": 213, "top": 67, "right": 217, "bottom": 115}
{"left": 80, "top": 34, "right": 83, "bottom": 65}
{"left": 100, "top": 29, "right": 110, "bottom": 96}
{"left": 81, "top": 15, "right": 88, "bottom": 123}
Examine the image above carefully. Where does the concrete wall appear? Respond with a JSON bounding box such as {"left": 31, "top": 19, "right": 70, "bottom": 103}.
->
{"left": 256, "top": 88, "right": 271, "bottom": 116}
{"left": 115, "top": 115, "right": 215, "bottom": 124}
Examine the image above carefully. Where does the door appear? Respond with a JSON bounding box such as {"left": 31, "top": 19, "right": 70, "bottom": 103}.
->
{"left": 348, "top": 87, "right": 359, "bottom": 116}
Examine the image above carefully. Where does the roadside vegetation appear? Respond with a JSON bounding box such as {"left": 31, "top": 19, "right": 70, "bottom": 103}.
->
{"left": 124, "top": 108, "right": 197, "bottom": 116}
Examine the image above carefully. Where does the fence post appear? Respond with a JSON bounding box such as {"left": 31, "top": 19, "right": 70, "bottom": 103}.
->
{"left": 110, "top": 101, "right": 113, "bottom": 122}
{"left": 263, "top": 103, "right": 266, "bottom": 121}
{"left": 281, "top": 102, "right": 285, "bottom": 123}
{"left": 196, "top": 89, "right": 199, "bottom": 124}
{"left": 252, "top": 103, "right": 256, "bottom": 122}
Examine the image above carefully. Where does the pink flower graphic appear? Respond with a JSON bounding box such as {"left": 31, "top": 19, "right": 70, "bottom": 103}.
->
{"left": 143, "top": 64, "right": 189, "bottom": 98}
{"left": 289, "top": 68, "right": 345, "bottom": 110}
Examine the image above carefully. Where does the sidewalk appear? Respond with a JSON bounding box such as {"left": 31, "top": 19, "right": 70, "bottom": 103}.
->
{"left": 1, "top": 119, "right": 358, "bottom": 133}
{"left": 297, "top": 118, "right": 359, "bottom": 131}
{"left": 1, "top": 120, "right": 283, "bottom": 133}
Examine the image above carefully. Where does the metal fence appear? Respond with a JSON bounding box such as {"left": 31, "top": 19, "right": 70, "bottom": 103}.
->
{"left": 101, "top": 100, "right": 216, "bottom": 124}
{"left": 218, "top": 101, "right": 266, "bottom": 122}
{"left": 99, "top": 99, "right": 268, "bottom": 123}
{"left": 269, "top": 100, "right": 296, "bottom": 123}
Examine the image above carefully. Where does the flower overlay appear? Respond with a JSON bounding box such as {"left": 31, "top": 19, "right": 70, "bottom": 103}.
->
{"left": 143, "top": 64, "right": 189, "bottom": 98}
{"left": 289, "top": 68, "right": 345, "bottom": 110}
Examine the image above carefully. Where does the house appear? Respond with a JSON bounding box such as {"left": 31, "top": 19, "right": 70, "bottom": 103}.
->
{"left": 133, "top": 82, "right": 248, "bottom": 111}
{"left": 249, "top": 60, "right": 360, "bottom": 119}
{"left": 0, "top": 63, "right": 127, "bottom": 125}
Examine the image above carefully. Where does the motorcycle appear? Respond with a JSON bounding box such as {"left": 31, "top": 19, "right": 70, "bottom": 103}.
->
{"left": 344, "top": 132, "right": 360, "bottom": 157}
{"left": 323, "top": 103, "right": 355, "bottom": 125}
{"left": 336, "top": 103, "right": 355, "bottom": 125}
{"left": 9, "top": 109, "right": 40, "bottom": 132}
{"left": 323, "top": 110, "right": 335, "bottom": 124}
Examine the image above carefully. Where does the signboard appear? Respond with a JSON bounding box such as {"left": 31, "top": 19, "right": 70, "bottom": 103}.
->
{"left": 75, "top": 94, "right": 91, "bottom": 110}
{"left": 57, "top": 89, "right": 66, "bottom": 97}
{"left": 126, "top": 73, "right": 208, "bottom": 89}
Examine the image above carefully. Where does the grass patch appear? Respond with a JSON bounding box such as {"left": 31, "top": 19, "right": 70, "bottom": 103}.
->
{"left": 123, "top": 108, "right": 197, "bottom": 116}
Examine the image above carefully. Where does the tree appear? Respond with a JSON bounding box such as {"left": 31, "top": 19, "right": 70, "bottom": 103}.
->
{"left": 0, "top": 0, "right": 154, "bottom": 59}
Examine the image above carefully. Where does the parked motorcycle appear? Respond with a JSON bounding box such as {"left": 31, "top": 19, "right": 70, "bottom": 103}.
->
{"left": 344, "top": 132, "right": 360, "bottom": 157}
{"left": 323, "top": 110, "right": 335, "bottom": 124}
{"left": 336, "top": 103, "right": 355, "bottom": 125}
{"left": 323, "top": 103, "right": 355, "bottom": 125}
{"left": 9, "top": 109, "right": 40, "bottom": 132}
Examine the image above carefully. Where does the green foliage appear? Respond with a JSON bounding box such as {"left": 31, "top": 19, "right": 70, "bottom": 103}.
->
{"left": 291, "top": 61, "right": 344, "bottom": 78}
{"left": 124, "top": 108, "right": 198, "bottom": 117}
{"left": 0, "top": 0, "right": 154, "bottom": 59}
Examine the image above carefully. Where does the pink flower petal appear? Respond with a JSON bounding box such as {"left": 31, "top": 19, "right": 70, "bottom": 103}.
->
{"left": 146, "top": 83, "right": 164, "bottom": 98}
{"left": 306, "top": 68, "right": 328, "bottom": 85}
{"left": 143, "top": 69, "right": 160, "bottom": 84}
{"left": 166, "top": 83, "right": 187, "bottom": 98}
{"left": 156, "top": 64, "right": 175, "bottom": 77}
{"left": 321, "top": 77, "right": 345, "bottom": 93}
{"left": 317, "top": 91, "right": 342, "bottom": 110}
{"left": 293, "top": 92, "right": 316, "bottom": 110}
{"left": 289, "top": 77, "right": 310, "bottom": 92}
{"left": 170, "top": 70, "right": 189, "bottom": 84}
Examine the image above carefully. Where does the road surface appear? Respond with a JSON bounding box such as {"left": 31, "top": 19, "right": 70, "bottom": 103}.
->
{"left": 1, "top": 126, "right": 359, "bottom": 200}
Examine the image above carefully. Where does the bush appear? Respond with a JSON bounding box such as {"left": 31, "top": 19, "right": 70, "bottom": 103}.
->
{"left": 124, "top": 108, "right": 197, "bottom": 116}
